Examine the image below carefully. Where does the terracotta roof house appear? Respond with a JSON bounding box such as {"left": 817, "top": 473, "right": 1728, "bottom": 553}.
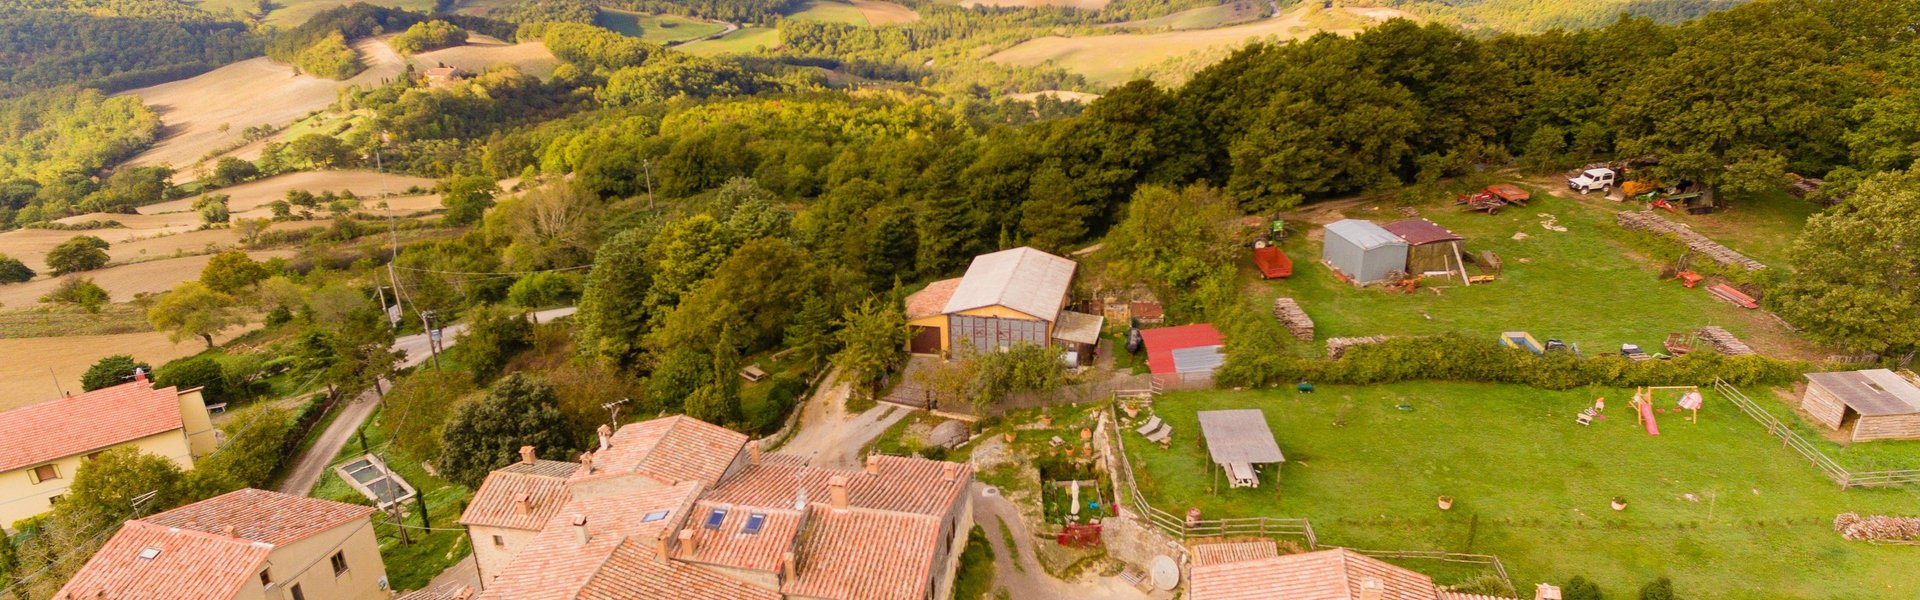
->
{"left": 0, "top": 372, "right": 218, "bottom": 525}
{"left": 463, "top": 415, "right": 976, "bottom": 600}
{"left": 58, "top": 489, "right": 386, "bottom": 600}
{"left": 1188, "top": 543, "right": 1528, "bottom": 600}
{"left": 904, "top": 247, "right": 1103, "bottom": 364}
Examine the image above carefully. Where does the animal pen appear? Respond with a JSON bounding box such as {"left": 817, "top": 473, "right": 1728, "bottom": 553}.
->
{"left": 1801, "top": 370, "right": 1920, "bottom": 442}
{"left": 1381, "top": 218, "right": 1471, "bottom": 282}
{"left": 1196, "top": 409, "right": 1286, "bottom": 494}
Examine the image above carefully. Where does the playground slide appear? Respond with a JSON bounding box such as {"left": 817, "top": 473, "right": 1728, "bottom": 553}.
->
{"left": 1638, "top": 401, "right": 1661, "bottom": 436}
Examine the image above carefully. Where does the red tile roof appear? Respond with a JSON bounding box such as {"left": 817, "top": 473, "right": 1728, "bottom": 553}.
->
{"left": 1189, "top": 548, "right": 1441, "bottom": 600}
{"left": 461, "top": 466, "right": 574, "bottom": 531}
{"left": 141, "top": 488, "right": 375, "bottom": 546}
{"left": 905, "top": 278, "right": 962, "bottom": 319}
{"left": 671, "top": 502, "right": 803, "bottom": 573}
{"left": 1139, "top": 323, "right": 1225, "bottom": 375}
{"left": 781, "top": 506, "right": 942, "bottom": 600}
{"left": 586, "top": 416, "right": 746, "bottom": 487}
{"left": 1190, "top": 539, "right": 1280, "bottom": 566}
{"left": 56, "top": 521, "right": 272, "bottom": 600}
{"left": 704, "top": 454, "right": 972, "bottom": 517}
{"left": 0, "top": 381, "right": 189, "bottom": 472}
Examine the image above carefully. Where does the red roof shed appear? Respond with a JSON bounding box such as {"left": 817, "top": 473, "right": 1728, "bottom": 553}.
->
{"left": 1140, "top": 323, "right": 1226, "bottom": 375}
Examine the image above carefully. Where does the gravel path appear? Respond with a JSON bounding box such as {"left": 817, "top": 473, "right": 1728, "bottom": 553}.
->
{"left": 973, "top": 483, "right": 1152, "bottom": 600}
{"left": 776, "top": 366, "right": 910, "bottom": 468}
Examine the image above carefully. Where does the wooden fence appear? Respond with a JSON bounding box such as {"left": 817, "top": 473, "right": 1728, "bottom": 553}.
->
{"left": 1339, "top": 548, "right": 1513, "bottom": 591}
{"left": 1713, "top": 378, "right": 1920, "bottom": 488}
{"left": 1105, "top": 406, "right": 1320, "bottom": 547}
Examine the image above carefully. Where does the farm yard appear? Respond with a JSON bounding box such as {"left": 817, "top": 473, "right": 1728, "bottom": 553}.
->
{"left": 594, "top": 9, "right": 733, "bottom": 45}
{"left": 1253, "top": 185, "right": 1814, "bottom": 359}
{"left": 1122, "top": 383, "right": 1920, "bottom": 598}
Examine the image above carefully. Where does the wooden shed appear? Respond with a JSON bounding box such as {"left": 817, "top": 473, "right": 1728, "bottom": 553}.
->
{"left": 1381, "top": 218, "right": 1468, "bottom": 281}
{"left": 1801, "top": 369, "right": 1920, "bottom": 442}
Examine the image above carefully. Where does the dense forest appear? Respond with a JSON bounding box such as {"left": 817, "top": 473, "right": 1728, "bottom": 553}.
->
{"left": 266, "top": 4, "right": 518, "bottom": 78}
{"left": 0, "top": 8, "right": 260, "bottom": 95}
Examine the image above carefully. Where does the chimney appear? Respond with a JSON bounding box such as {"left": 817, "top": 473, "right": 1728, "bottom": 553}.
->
{"left": 864, "top": 455, "right": 881, "bottom": 476}
{"left": 519, "top": 446, "right": 537, "bottom": 465}
{"left": 580, "top": 451, "right": 595, "bottom": 474}
{"left": 1358, "top": 577, "right": 1384, "bottom": 600}
{"left": 133, "top": 367, "right": 147, "bottom": 384}
{"left": 781, "top": 551, "right": 797, "bottom": 580}
{"left": 571, "top": 514, "right": 589, "bottom": 546}
{"left": 748, "top": 441, "right": 761, "bottom": 465}
{"left": 653, "top": 530, "right": 673, "bottom": 564}
{"left": 452, "top": 588, "right": 474, "bottom": 600}
{"left": 221, "top": 525, "right": 237, "bottom": 538}
{"left": 827, "top": 475, "right": 849, "bottom": 511}
{"left": 513, "top": 493, "right": 532, "bottom": 516}
{"left": 678, "top": 528, "right": 698, "bottom": 557}
{"left": 942, "top": 462, "right": 959, "bottom": 482}
{"left": 597, "top": 424, "right": 613, "bottom": 452}
{"left": 1536, "top": 583, "right": 1563, "bottom": 600}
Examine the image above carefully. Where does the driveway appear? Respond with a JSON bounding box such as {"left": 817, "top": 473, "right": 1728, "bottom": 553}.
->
{"left": 276, "top": 306, "right": 576, "bottom": 495}
{"left": 973, "top": 483, "right": 1153, "bottom": 600}
{"left": 777, "top": 366, "right": 911, "bottom": 469}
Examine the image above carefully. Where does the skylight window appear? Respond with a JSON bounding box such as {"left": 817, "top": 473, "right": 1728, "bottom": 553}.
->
{"left": 137, "top": 548, "right": 161, "bottom": 560}
{"left": 704, "top": 508, "right": 727, "bottom": 530}
{"left": 641, "top": 510, "right": 670, "bottom": 523}
{"left": 743, "top": 513, "right": 767, "bottom": 534}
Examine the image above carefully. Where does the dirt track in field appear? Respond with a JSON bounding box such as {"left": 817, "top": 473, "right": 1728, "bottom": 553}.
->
{"left": 410, "top": 35, "right": 560, "bottom": 78}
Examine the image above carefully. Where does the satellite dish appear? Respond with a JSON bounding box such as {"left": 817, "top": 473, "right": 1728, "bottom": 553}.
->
{"left": 1150, "top": 555, "right": 1179, "bottom": 590}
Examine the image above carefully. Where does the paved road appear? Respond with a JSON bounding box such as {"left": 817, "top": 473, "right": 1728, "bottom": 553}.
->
{"left": 776, "top": 367, "right": 910, "bottom": 468}
{"left": 973, "top": 483, "right": 1152, "bottom": 600}
{"left": 277, "top": 306, "right": 577, "bottom": 495}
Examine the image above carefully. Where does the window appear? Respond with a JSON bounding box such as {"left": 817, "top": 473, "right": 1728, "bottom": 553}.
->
{"left": 260, "top": 570, "right": 272, "bottom": 586}
{"left": 29, "top": 464, "right": 58, "bottom": 484}
{"left": 703, "top": 508, "right": 727, "bottom": 530}
{"left": 330, "top": 551, "right": 348, "bottom": 576}
{"left": 290, "top": 584, "right": 305, "bottom": 600}
{"left": 641, "top": 510, "right": 670, "bottom": 523}
{"left": 137, "top": 548, "right": 161, "bottom": 561}
{"left": 743, "top": 513, "right": 766, "bottom": 535}
{"left": 492, "top": 535, "right": 505, "bottom": 547}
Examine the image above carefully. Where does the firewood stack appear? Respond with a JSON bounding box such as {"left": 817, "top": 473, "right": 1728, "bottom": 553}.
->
{"left": 1273, "top": 298, "right": 1315, "bottom": 341}
{"left": 1835, "top": 513, "right": 1920, "bottom": 542}
{"left": 1616, "top": 210, "right": 1767, "bottom": 271}
{"left": 1326, "top": 336, "right": 1392, "bottom": 359}
{"left": 1696, "top": 326, "right": 1755, "bottom": 356}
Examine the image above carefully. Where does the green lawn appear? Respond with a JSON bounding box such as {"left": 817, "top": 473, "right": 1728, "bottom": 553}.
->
{"left": 1124, "top": 383, "right": 1920, "bottom": 599}
{"left": 679, "top": 27, "right": 780, "bottom": 56}
{"left": 593, "top": 9, "right": 731, "bottom": 45}
{"left": 312, "top": 405, "right": 473, "bottom": 593}
{"left": 786, "top": 1, "right": 870, "bottom": 25}
{"left": 952, "top": 525, "right": 997, "bottom": 600}
{"left": 1263, "top": 188, "right": 1798, "bottom": 356}
{"left": 1662, "top": 189, "right": 1819, "bottom": 270}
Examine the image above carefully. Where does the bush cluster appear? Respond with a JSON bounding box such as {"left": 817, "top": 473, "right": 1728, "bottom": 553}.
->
{"left": 1216, "top": 334, "right": 1806, "bottom": 391}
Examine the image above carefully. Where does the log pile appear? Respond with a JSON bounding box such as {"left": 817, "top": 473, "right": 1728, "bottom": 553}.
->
{"left": 1835, "top": 513, "right": 1920, "bottom": 542}
{"left": 1616, "top": 210, "right": 1767, "bottom": 271}
{"left": 1326, "top": 336, "right": 1392, "bottom": 359}
{"left": 1696, "top": 326, "right": 1755, "bottom": 356}
{"left": 1273, "top": 298, "right": 1314, "bottom": 341}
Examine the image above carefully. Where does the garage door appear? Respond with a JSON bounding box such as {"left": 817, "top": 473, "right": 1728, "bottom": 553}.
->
{"left": 909, "top": 326, "right": 942, "bottom": 354}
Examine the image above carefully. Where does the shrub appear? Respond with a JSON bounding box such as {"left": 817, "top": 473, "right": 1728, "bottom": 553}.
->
{"left": 452, "top": 305, "right": 535, "bottom": 383}
{"left": 391, "top": 20, "right": 469, "bottom": 54}
{"left": 195, "top": 406, "right": 295, "bottom": 488}
{"left": 39, "top": 277, "right": 109, "bottom": 312}
{"left": 381, "top": 370, "right": 480, "bottom": 462}
{"left": 45, "top": 235, "right": 110, "bottom": 275}
{"left": 506, "top": 271, "right": 581, "bottom": 307}
{"left": 155, "top": 355, "right": 230, "bottom": 403}
{"left": 0, "top": 254, "right": 33, "bottom": 283}
{"left": 81, "top": 355, "right": 152, "bottom": 391}
{"left": 1563, "top": 576, "right": 1604, "bottom": 600}
{"left": 1216, "top": 334, "right": 1806, "bottom": 391}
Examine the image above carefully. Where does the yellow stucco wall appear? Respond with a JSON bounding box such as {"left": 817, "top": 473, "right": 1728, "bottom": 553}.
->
{"left": 907, "top": 314, "right": 949, "bottom": 354}
{"left": 469, "top": 524, "right": 540, "bottom": 586}
{"left": 259, "top": 517, "right": 390, "bottom": 600}
{"left": 176, "top": 389, "right": 218, "bottom": 459}
{"left": 0, "top": 430, "right": 194, "bottom": 527}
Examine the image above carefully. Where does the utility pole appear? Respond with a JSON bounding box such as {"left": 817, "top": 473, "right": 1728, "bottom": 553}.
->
{"left": 421, "top": 310, "right": 442, "bottom": 370}
{"left": 642, "top": 159, "right": 655, "bottom": 210}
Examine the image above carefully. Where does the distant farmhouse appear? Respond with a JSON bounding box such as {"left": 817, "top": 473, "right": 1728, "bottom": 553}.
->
{"left": 1189, "top": 540, "right": 1541, "bottom": 600}
{"left": 904, "top": 246, "right": 1104, "bottom": 365}
{"left": 454, "top": 414, "right": 976, "bottom": 600}
{"left": 57, "top": 488, "right": 389, "bottom": 600}
{"left": 0, "top": 371, "right": 217, "bottom": 526}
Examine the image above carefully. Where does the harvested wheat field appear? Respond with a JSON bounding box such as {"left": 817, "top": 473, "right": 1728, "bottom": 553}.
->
{"left": 119, "top": 38, "right": 407, "bottom": 172}
{"left": 142, "top": 171, "right": 436, "bottom": 217}
{"left": 960, "top": 0, "right": 1107, "bottom": 10}
{"left": 0, "top": 328, "right": 252, "bottom": 411}
{"left": 411, "top": 35, "right": 560, "bottom": 79}
{"left": 850, "top": 0, "right": 920, "bottom": 24}
{"left": 0, "top": 249, "right": 296, "bottom": 308}
{"left": 989, "top": 4, "right": 1400, "bottom": 85}
{"left": 1008, "top": 90, "right": 1101, "bottom": 103}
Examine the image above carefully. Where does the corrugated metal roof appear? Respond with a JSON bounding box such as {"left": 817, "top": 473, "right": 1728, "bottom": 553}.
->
{"left": 943, "top": 247, "right": 1076, "bottom": 320}
{"left": 1171, "top": 346, "right": 1226, "bottom": 374}
{"left": 1197, "top": 410, "right": 1285, "bottom": 464}
{"left": 1140, "top": 324, "right": 1226, "bottom": 375}
{"left": 1051, "top": 310, "right": 1105, "bottom": 345}
{"left": 1324, "top": 220, "right": 1407, "bottom": 251}
{"left": 1381, "top": 218, "right": 1464, "bottom": 246}
{"left": 1806, "top": 369, "right": 1920, "bottom": 416}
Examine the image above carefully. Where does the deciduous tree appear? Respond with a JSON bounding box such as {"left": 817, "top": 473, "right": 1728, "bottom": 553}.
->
{"left": 81, "top": 355, "right": 150, "bottom": 391}
{"left": 437, "top": 373, "right": 575, "bottom": 487}
{"left": 147, "top": 281, "right": 243, "bottom": 348}
{"left": 45, "top": 235, "right": 110, "bottom": 275}
{"left": 1774, "top": 169, "right": 1920, "bottom": 352}
{"left": 831, "top": 299, "right": 905, "bottom": 401}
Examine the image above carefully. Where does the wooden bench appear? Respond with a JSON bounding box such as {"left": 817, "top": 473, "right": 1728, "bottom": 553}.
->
{"left": 206, "top": 403, "right": 229, "bottom": 414}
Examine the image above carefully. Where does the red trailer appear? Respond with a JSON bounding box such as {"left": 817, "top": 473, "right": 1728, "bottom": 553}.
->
{"left": 1252, "top": 245, "right": 1293, "bottom": 279}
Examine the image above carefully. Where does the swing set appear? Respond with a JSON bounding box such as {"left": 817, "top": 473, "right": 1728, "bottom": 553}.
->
{"left": 1628, "top": 386, "right": 1706, "bottom": 436}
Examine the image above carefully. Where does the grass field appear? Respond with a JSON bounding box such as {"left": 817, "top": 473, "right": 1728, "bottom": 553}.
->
{"left": 1257, "top": 185, "right": 1811, "bottom": 358}
{"left": 787, "top": 1, "right": 871, "bottom": 25}
{"left": 989, "top": 3, "right": 1390, "bottom": 86}
{"left": 679, "top": 27, "right": 781, "bottom": 56}
{"left": 1125, "top": 383, "right": 1920, "bottom": 598}
{"left": 1113, "top": 1, "right": 1266, "bottom": 30}
{"left": 595, "top": 9, "right": 731, "bottom": 44}
{"left": 196, "top": 0, "right": 439, "bottom": 25}
{"left": 848, "top": 0, "right": 920, "bottom": 24}
{"left": 1661, "top": 190, "right": 1819, "bottom": 270}
{"left": 410, "top": 35, "right": 560, "bottom": 79}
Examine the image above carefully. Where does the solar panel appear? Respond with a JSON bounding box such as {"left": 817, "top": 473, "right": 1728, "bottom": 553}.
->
{"left": 704, "top": 509, "right": 727, "bottom": 530}
{"left": 742, "top": 513, "right": 766, "bottom": 534}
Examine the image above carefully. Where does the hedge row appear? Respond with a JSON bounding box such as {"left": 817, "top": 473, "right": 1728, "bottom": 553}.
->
{"left": 1215, "top": 334, "right": 1807, "bottom": 391}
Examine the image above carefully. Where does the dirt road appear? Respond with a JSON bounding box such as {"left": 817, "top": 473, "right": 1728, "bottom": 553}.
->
{"left": 776, "top": 367, "right": 910, "bottom": 468}
{"left": 973, "top": 483, "right": 1154, "bottom": 600}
